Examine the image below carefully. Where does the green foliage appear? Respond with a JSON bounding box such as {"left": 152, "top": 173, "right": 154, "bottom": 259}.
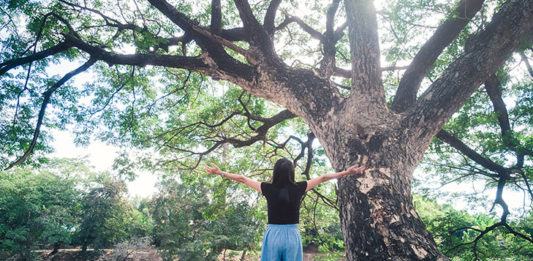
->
{"left": 150, "top": 174, "right": 261, "bottom": 261}
{"left": 414, "top": 195, "right": 533, "bottom": 260}
{"left": 0, "top": 160, "right": 81, "bottom": 260}
{"left": 74, "top": 173, "right": 151, "bottom": 254}
{"left": 300, "top": 182, "right": 344, "bottom": 254}
{"left": 0, "top": 158, "right": 152, "bottom": 259}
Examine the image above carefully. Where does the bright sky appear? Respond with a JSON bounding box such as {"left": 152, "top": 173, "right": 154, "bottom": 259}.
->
{"left": 49, "top": 128, "right": 158, "bottom": 198}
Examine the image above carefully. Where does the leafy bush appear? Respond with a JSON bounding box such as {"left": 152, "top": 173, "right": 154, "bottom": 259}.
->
{"left": 0, "top": 165, "right": 80, "bottom": 260}
{"left": 150, "top": 179, "right": 261, "bottom": 261}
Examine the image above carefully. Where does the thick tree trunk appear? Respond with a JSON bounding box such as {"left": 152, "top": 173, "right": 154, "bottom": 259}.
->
{"left": 306, "top": 108, "right": 449, "bottom": 260}
{"left": 335, "top": 152, "right": 446, "bottom": 261}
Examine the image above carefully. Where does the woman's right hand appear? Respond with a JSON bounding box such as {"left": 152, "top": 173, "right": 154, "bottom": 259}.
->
{"left": 346, "top": 164, "right": 365, "bottom": 175}
{"left": 205, "top": 163, "right": 222, "bottom": 175}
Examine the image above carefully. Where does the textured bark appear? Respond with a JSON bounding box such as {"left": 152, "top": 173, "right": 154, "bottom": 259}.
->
{"left": 303, "top": 105, "right": 449, "bottom": 260}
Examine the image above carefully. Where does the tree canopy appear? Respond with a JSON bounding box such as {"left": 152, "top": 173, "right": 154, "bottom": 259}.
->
{"left": 1, "top": 0, "right": 532, "bottom": 259}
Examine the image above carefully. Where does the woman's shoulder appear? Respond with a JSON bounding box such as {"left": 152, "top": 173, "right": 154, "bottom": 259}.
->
{"left": 295, "top": 181, "right": 307, "bottom": 192}
{"left": 260, "top": 182, "right": 273, "bottom": 190}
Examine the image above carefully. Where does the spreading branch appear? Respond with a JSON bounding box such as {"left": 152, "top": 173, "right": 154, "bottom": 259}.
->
{"left": 232, "top": 0, "right": 271, "bottom": 49}
{"left": 292, "top": 132, "right": 315, "bottom": 179}
{"left": 162, "top": 108, "right": 296, "bottom": 170}
{"left": 4, "top": 58, "right": 96, "bottom": 170}
{"left": 484, "top": 75, "right": 511, "bottom": 136}
{"left": 319, "top": 0, "right": 342, "bottom": 77}
{"left": 436, "top": 130, "right": 505, "bottom": 173}
{"left": 264, "top": 0, "right": 282, "bottom": 35}
{"left": 391, "top": 0, "right": 485, "bottom": 113}
{"left": 63, "top": 34, "right": 209, "bottom": 70}
{"left": 147, "top": 0, "right": 257, "bottom": 83}
{"left": 409, "top": 0, "right": 533, "bottom": 142}
{"left": 283, "top": 12, "right": 324, "bottom": 41}
{"left": 0, "top": 42, "right": 73, "bottom": 76}
{"left": 210, "top": 0, "right": 222, "bottom": 34}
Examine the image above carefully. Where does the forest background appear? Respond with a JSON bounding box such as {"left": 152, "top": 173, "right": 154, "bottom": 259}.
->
{"left": 0, "top": 0, "right": 532, "bottom": 260}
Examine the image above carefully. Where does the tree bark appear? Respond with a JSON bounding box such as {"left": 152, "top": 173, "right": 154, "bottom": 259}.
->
{"left": 299, "top": 101, "right": 446, "bottom": 260}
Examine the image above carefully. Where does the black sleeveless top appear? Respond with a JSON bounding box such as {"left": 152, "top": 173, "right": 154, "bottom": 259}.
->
{"left": 261, "top": 181, "right": 307, "bottom": 224}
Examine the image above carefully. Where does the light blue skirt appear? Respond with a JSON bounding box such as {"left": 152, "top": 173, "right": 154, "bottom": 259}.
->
{"left": 261, "top": 224, "right": 303, "bottom": 261}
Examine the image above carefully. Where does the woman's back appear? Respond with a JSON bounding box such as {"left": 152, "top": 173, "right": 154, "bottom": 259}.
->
{"left": 261, "top": 181, "right": 307, "bottom": 224}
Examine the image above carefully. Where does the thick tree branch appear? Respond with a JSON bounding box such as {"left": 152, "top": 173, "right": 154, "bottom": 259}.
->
{"left": 233, "top": 0, "right": 271, "bottom": 49}
{"left": 319, "top": 0, "right": 342, "bottom": 77}
{"left": 219, "top": 27, "right": 248, "bottom": 41}
{"left": 326, "top": 0, "right": 341, "bottom": 36}
{"left": 345, "top": 0, "right": 384, "bottom": 104}
{"left": 0, "top": 42, "right": 73, "bottom": 76}
{"left": 190, "top": 25, "right": 259, "bottom": 65}
{"left": 146, "top": 0, "right": 195, "bottom": 32}
{"left": 264, "top": 0, "right": 282, "bottom": 35}
{"left": 409, "top": 0, "right": 533, "bottom": 143}
{"left": 484, "top": 74, "right": 511, "bottom": 136}
{"left": 64, "top": 34, "right": 209, "bottom": 70}
{"left": 155, "top": 34, "right": 193, "bottom": 53}
{"left": 4, "top": 58, "right": 96, "bottom": 170}
{"left": 210, "top": 0, "right": 222, "bottom": 34}
{"left": 147, "top": 0, "right": 258, "bottom": 83}
{"left": 391, "top": 0, "right": 485, "bottom": 113}
{"left": 436, "top": 130, "right": 506, "bottom": 173}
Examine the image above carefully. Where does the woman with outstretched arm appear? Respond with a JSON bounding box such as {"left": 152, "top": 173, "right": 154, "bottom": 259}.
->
{"left": 205, "top": 158, "right": 365, "bottom": 261}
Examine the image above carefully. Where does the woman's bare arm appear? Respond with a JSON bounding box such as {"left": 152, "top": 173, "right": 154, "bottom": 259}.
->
{"left": 205, "top": 163, "right": 262, "bottom": 193}
{"left": 306, "top": 165, "right": 365, "bottom": 192}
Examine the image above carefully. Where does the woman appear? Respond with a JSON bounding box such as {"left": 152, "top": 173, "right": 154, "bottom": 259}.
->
{"left": 205, "top": 158, "right": 365, "bottom": 261}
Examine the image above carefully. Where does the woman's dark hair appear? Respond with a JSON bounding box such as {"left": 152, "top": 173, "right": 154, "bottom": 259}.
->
{"left": 272, "top": 158, "right": 295, "bottom": 186}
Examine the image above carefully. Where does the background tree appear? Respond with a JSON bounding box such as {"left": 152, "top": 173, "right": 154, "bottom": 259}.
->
{"left": 74, "top": 174, "right": 137, "bottom": 255}
{"left": 0, "top": 158, "right": 152, "bottom": 260}
{"left": 150, "top": 174, "right": 260, "bottom": 261}
{"left": 0, "top": 161, "right": 81, "bottom": 260}
{"left": 413, "top": 195, "right": 533, "bottom": 260}
{"left": 0, "top": 0, "right": 532, "bottom": 260}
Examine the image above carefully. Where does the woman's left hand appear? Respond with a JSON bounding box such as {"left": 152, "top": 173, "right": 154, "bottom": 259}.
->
{"left": 205, "top": 163, "right": 222, "bottom": 175}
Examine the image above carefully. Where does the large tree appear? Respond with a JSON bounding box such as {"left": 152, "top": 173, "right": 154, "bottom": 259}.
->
{"left": 1, "top": 0, "right": 532, "bottom": 259}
